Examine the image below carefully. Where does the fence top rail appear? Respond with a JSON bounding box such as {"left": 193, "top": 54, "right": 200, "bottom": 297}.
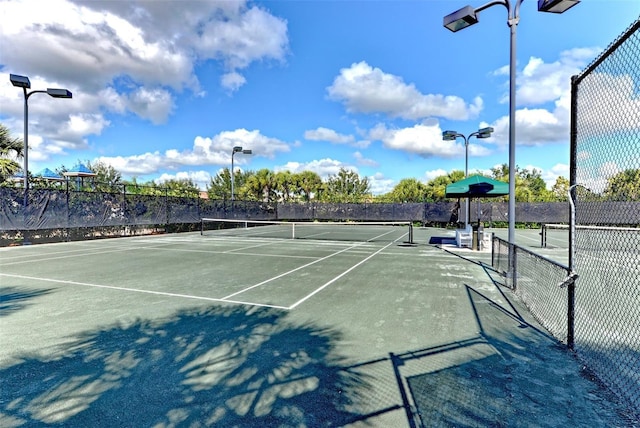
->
{"left": 494, "top": 235, "right": 570, "bottom": 272}
{"left": 574, "top": 18, "right": 640, "bottom": 85}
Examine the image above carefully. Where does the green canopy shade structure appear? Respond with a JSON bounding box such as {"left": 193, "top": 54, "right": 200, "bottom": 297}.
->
{"left": 445, "top": 175, "right": 509, "bottom": 198}
{"left": 446, "top": 175, "right": 509, "bottom": 228}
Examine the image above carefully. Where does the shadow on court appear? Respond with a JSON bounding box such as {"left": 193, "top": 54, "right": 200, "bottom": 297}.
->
{"left": 392, "top": 285, "right": 630, "bottom": 428}
{"left": 0, "top": 287, "right": 53, "bottom": 317}
{"left": 0, "top": 305, "right": 375, "bottom": 427}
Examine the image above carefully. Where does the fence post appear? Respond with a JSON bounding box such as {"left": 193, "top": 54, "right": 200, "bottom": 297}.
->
{"left": 510, "top": 242, "right": 517, "bottom": 290}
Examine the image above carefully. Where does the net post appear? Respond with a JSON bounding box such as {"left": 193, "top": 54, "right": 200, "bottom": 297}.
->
{"left": 200, "top": 218, "right": 204, "bottom": 236}
{"left": 292, "top": 222, "right": 296, "bottom": 239}
{"left": 540, "top": 223, "right": 546, "bottom": 247}
{"left": 408, "top": 222, "right": 414, "bottom": 244}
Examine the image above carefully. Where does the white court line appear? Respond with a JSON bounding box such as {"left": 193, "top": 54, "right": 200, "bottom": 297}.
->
{"left": 0, "top": 246, "right": 146, "bottom": 267}
{"left": 134, "top": 245, "right": 319, "bottom": 260}
{"left": 221, "top": 241, "right": 368, "bottom": 300}
{"left": 288, "top": 241, "right": 395, "bottom": 310}
{"left": 224, "top": 240, "right": 284, "bottom": 254}
{"left": 0, "top": 273, "right": 289, "bottom": 310}
{"left": 0, "top": 246, "right": 108, "bottom": 262}
{"left": 0, "top": 241, "right": 320, "bottom": 267}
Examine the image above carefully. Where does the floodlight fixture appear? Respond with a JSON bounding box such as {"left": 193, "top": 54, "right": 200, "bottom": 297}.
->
{"left": 9, "top": 73, "right": 72, "bottom": 243}
{"left": 46, "top": 88, "right": 73, "bottom": 98}
{"left": 538, "top": 0, "right": 580, "bottom": 13}
{"left": 443, "top": 0, "right": 580, "bottom": 258}
{"left": 10, "top": 74, "right": 31, "bottom": 89}
{"left": 443, "top": 5, "right": 478, "bottom": 32}
{"left": 442, "top": 130, "right": 460, "bottom": 141}
{"left": 476, "top": 127, "right": 494, "bottom": 138}
{"left": 231, "top": 146, "right": 252, "bottom": 200}
{"left": 442, "top": 127, "right": 493, "bottom": 228}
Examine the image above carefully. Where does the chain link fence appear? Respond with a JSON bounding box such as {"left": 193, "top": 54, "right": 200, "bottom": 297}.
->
{"left": 491, "top": 236, "right": 571, "bottom": 344}
{"left": 570, "top": 17, "right": 640, "bottom": 419}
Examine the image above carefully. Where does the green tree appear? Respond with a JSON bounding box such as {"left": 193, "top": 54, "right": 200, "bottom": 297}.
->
{"left": 208, "top": 168, "right": 253, "bottom": 200}
{"left": 490, "top": 164, "right": 509, "bottom": 182}
{"left": 0, "top": 124, "right": 23, "bottom": 184}
{"left": 551, "top": 176, "right": 570, "bottom": 202}
{"left": 244, "top": 168, "right": 278, "bottom": 202}
{"left": 517, "top": 167, "right": 554, "bottom": 202}
{"left": 294, "top": 171, "right": 323, "bottom": 202}
{"left": 491, "top": 164, "right": 556, "bottom": 202}
{"left": 160, "top": 178, "right": 200, "bottom": 198}
{"left": 320, "top": 168, "right": 371, "bottom": 203}
{"left": 604, "top": 169, "right": 640, "bottom": 201}
{"left": 86, "top": 160, "right": 123, "bottom": 192}
{"left": 424, "top": 170, "right": 465, "bottom": 201}
{"left": 384, "top": 178, "right": 426, "bottom": 202}
{"left": 275, "top": 170, "right": 295, "bottom": 201}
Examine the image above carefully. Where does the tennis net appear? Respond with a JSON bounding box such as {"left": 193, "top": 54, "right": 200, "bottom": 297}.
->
{"left": 200, "top": 218, "right": 414, "bottom": 244}
{"left": 541, "top": 223, "right": 640, "bottom": 249}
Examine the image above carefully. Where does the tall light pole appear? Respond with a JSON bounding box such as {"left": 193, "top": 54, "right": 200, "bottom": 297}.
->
{"left": 10, "top": 74, "right": 72, "bottom": 234}
{"left": 443, "top": 127, "right": 494, "bottom": 227}
{"left": 230, "top": 145, "right": 252, "bottom": 201}
{"left": 443, "top": 0, "right": 580, "bottom": 248}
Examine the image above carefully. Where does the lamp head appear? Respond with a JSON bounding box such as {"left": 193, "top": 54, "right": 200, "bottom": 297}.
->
{"left": 233, "top": 146, "right": 243, "bottom": 153}
{"left": 442, "top": 130, "right": 459, "bottom": 141}
{"left": 443, "top": 6, "right": 478, "bottom": 32}
{"left": 242, "top": 149, "right": 252, "bottom": 155}
{"left": 10, "top": 74, "right": 31, "bottom": 89}
{"left": 477, "top": 127, "right": 494, "bottom": 138}
{"left": 538, "top": 0, "right": 580, "bottom": 13}
{"left": 47, "top": 88, "right": 72, "bottom": 98}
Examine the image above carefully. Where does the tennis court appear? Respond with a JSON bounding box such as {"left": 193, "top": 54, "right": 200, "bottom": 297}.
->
{"left": 0, "top": 226, "right": 631, "bottom": 426}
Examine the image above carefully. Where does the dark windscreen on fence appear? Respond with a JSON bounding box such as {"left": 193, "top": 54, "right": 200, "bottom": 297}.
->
{"left": 1, "top": 188, "right": 581, "bottom": 233}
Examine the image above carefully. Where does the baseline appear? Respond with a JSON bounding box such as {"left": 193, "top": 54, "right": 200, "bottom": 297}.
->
{"left": 0, "top": 272, "right": 289, "bottom": 310}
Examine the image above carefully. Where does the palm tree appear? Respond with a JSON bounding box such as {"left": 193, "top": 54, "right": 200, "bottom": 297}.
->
{"left": 295, "top": 171, "right": 323, "bottom": 202}
{"left": 275, "top": 170, "right": 294, "bottom": 201}
{"left": 0, "top": 124, "right": 23, "bottom": 184}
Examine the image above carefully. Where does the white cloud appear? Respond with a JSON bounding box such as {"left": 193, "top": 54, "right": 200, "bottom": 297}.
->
{"left": 543, "top": 163, "right": 570, "bottom": 189}
{"left": 577, "top": 72, "right": 640, "bottom": 137}
{"left": 96, "top": 128, "right": 290, "bottom": 176}
{"left": 276, "top": 158, "right": 356, "bottom": 179}
{"left": 304, "top": 127, "right": 355, "bottom": 144}
{"left": 221, "top": 72, "right": 247, "bottom": 92}
{"left": 327, "top": 61, "right": 483, "bottom": 120}
{"left": 155, "top": 170, "right": 212, "bottom": 190}
{"left": 486, "top": 49, "right": 606, "bottom": 147}
{"left": 368, "top": 172, "right": 395, "bottom": 195}
{"left": 488, "top": 106, "right": 567, "bottom": 147}
{"left": 370, "top": 122, "right": 492, "bottom": 159}
{"left": 424, "top": 169, "right": 448, "bottom": 181}
{"left": 353, "top": 151, "right": 379, "bottom": 167}
{"left": 0, "top": 0, "right": 289, "bottom": 162}
{"left": 126, "top": 87, "right": 174, "bottom": 125}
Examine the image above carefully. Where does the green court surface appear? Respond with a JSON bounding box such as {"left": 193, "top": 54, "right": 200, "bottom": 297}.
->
{"left": 0, "top": 227, "right": 630, "bottom": 426}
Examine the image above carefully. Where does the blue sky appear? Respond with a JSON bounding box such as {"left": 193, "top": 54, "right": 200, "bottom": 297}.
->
{"left": 1, "top": 0, "right": 638, "bottom": 194}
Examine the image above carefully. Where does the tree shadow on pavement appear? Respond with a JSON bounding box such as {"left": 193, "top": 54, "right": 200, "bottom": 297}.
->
{"left": 393, "top": 285, "right": 633, "bottom": 428}
{"left": 0, "top": 286, "right": 52, "bottom": 317}
{"left": 0, "top": 305, "right": 371, "bottom": 427}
